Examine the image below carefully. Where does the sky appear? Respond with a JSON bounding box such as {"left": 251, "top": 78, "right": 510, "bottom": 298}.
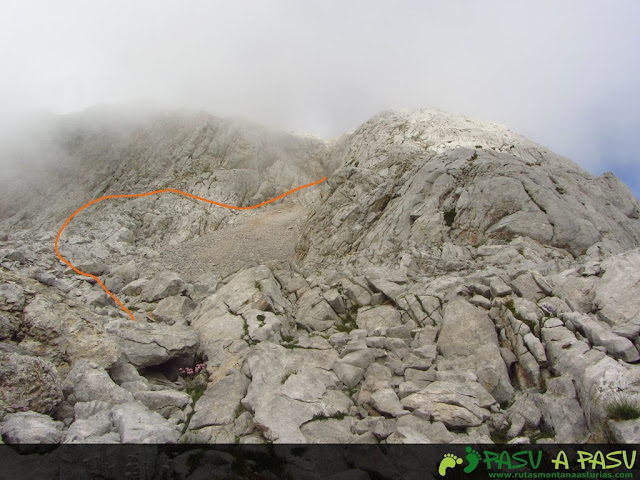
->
{"left": 1, "top": 0, "right": 639, "bottom": 197}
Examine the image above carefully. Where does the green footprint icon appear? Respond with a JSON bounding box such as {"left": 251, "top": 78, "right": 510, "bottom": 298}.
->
{"left": 438, "top": 453, "right": 463, "bottom": 476}
{"left": 464, "top": 446, "right": 481, "bottom": 473}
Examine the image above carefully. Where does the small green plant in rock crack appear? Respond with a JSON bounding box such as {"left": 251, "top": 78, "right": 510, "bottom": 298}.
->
{"left": 179, "top": 362, "right": 209, "bottom": 404}
{"left": 443, "top": 208, "right": 456, "bottom": 227}
{"left": 605, "top": 394, "right": 640, "bottom": 421}
{"left": 254, "top": 280, "right": 262, "bottom": 291}
{"left": 336, "top": 307, "right": 358, "bottom": 333}
{"left": 310, "top": 411, "right": 347, "bottom": 422}
{"left": 346, "top": 384, "right": 360, "bottom": 398}
{"left": 505, "top": 298, "right": 539, "bottom": 334}
{"left": 281, "top": 371, "right": 296, "bottom": 385}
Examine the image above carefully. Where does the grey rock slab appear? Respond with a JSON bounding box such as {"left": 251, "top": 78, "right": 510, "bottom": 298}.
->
{"left": 241, "top": 343, "right": 339, "bottom": 442}
{"left": 437, "top": 297, "right": 514, "bottom": 402}
{"left": 273, "top": 269, "right": 308, "bottom": 296}
{"left": 387, "top": 325, "right": 412, "bottom": 339}
{"left": 111, "top": 402, "right": 181, "bottom": 443}
{"left": 1, "top": 412, "right": 65, "bottom": 444}
{"left": 21, "top": 294, "right": 121, "bottom": 370}
{"left": 105, "top": 320, "right": 199, "bottom": 368}
{"left": 386, "top": 427, "right": 431, "bottom": 443}
{"left": 523, "top": 332, "right": 548, "bottom": 365}
{"left": 63, "top": 360, "right": 133, "bottom": 405}
{"left": 121, "top": 278, "right": 148, "bottom": 296}
{"left": 64, "top": 411, "right": 113, "bottom": 443}
{"left": 401, "top": 380, "right": 494, "bottom": 429}
{"left": 511, "top": 272, "right": 546, "bottom": 302}
{"left": 196, "top": 265, "right": 290, "bottom": 316}
{"left": 300, "top": 417, "right": 358, "bottom": 443}
{"left": 133, "top": 390, "right": 191, "bottom": 412}
{"left": 190, "top": 273, "right": 219, "bottom": 302}
{"left": 562, "top": 312, "right": 640, "bottom": 363}
{"left": 607, "top": 419, "right": 640, "bottom": 443}
{"left": 73, "top": 400, "right": 113, "bottom": 419}
{"left": 244, "top": 310, "right": 283, "bottom": 343}
{"left": 344, "top": 281, "right": 372, "bottom": 307}
{"left": 340, "top": 349, "right": 376, "bottom": 370}
{"left": 398, "top": 381, "right": 421, "bottom": 399}
{"left": 282, "top": 368, "right": 340, "bottom": 403}
{"left": 332, "top": 361, "right": 365, "bottom": 388}
{"left": 103, "top": 261, "right": 139, "bottom": 294}
{"left": 396, "top": 294, "right": 429, "bottom": 324}
{"left": 402, "top": 352, "right": 435, "bottom": 371}
{"left": 490, "top": 277, "right": 513, "bottom": 297}
{"left": 323, "top": 288, "right": 346, "bottom": 314}
{"left": 109, "top": 360, "right": 149, "bottom": 386}
{"left": 370, "top": 387, "right": 408, "bottom": 417}
{"left": 140, "top": 270, "right": 187, "bottom": 302}
{"left": 396, "top": 416, "right": 456, "bottom": 443}
{"left": 0, "top": 283, "right": 25, "bottom": 312}
{"left": 295, "top": 287, "right": 339, "bottom": 331}
{"left": 593, "top": 249, "right": 640, "bottom": 326}
{"left": 612, "top": 323, "right": 640, "bottom": 340}
{"left": 356, "top": 305, "right": 402, "bottom": 332}
{"left": 469, "top": 294, "right": 492, "bottom": 309}
{"left": 0, "top": 351, "right": 62, "bottom": 418}
{"left": 341, "top": 337, "right": 368, "bottom": 355}
{"left": 190, "top": 310, "right": 244, "bottom": 367}
{"left": 536, "top": 376, "right": 590, "bottom": 443}
{"left": 366, "top": 275, "right": 405, "bottom": 303}
{"left": 189, "top": 371, "right": 249, "bottom": 429}
{"left": 150, "top": 295, "right": 196, "bottom": 325}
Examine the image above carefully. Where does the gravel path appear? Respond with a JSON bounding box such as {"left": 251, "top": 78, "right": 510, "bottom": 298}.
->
{"left": 158, "top": 201, "right": 309, "bottom": 281}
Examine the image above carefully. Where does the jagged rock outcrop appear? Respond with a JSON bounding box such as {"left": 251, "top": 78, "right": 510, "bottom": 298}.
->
{"left": 296, "top": 110, "right": 640, "bottom": 265}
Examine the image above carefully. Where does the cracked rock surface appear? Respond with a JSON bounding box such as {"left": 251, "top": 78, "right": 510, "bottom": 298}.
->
{"left": 1, "top": 107, "right": 640, "bottom": 456}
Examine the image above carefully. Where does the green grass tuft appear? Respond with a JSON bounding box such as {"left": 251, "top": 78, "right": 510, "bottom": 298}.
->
{"left": 443, "top": 208, "right": 456, "bottom": 227}
{"left": 606, "top": 396, "right": 640, "bottom": 421}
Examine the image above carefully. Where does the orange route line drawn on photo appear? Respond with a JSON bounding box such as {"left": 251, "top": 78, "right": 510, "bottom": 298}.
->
{"left": 54, "top": 176, "right": 327, "bottom": 321}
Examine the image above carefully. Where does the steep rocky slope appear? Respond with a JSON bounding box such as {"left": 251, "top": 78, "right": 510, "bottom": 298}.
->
{"left": 1, "top": 108, "right": 640, "bottom": 464}
{"left": 297, "top": 110, "right": 639, "bottom": 265}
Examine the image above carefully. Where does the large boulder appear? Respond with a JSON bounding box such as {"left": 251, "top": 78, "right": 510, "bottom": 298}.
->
{"left": 63, "top": 360, "right": 133, "bottom": 406}
{"left": 1, "top": 412, "right": 65, "bottom": 444}
{"left": 401, "top": 381, "right": 494, "bottom": 429}
{"left": 592, "top": 249, "right": 640, "bottom": 326}
{"left": 356, "top": 305, "right": 402, "bottom": 332}
{"left": 437, "top": 297, "right": 514, "bottom": 403}
{"left": 241, "top": 343, "right": 343, "bottom": 443}
{"left": 0, "top": 351, "right": 62, "bottom": 419}
{"left": 105, "top": 320, "right": 199, "bottom": 368}
{"left": 140, "top": 271, "right": 187, "bottom": 302}
{"left": 20, "top": 294, "right": 121, "bottom": 371}
{"left": 111, "top": 402, "right": 181, "bottom": 443}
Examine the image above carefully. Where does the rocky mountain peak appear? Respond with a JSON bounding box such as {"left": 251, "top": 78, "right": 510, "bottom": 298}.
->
{"left": 298, "top": 109, "right": 640, "bottom": 266}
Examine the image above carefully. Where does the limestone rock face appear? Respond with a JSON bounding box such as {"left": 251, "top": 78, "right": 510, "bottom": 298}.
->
{"left": 296, "top": 110, "right": 640, "bottom": 264}
{"left": 1, "top": 108, "right": 328, "bottom": 249}
{"left": 1, "top": 107, "right": 640, "bottom": 447}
